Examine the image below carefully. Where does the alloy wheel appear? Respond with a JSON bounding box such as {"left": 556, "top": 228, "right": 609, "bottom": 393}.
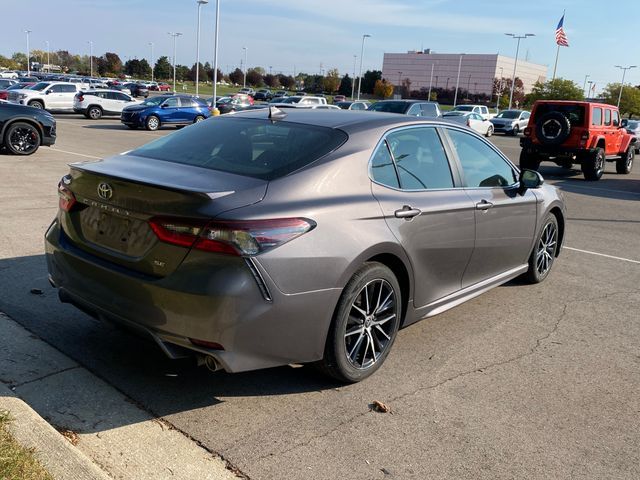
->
{"left": 535, "top": 221, "right": 558, "bottom": 276}
{"left": 9, "top": 126, "right": 39, "bottom": 154}
{"left": 344, "top": 279, "right": 396, "bottom": 370}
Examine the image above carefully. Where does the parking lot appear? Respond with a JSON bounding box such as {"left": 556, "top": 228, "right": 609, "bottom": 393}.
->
{"left": 1, "top": 114, "right": 639, "bottom": 479}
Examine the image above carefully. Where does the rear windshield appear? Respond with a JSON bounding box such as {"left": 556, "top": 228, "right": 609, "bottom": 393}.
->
{"left": 535, "top": 104, "right": 586, "bottom": 126}
{"left": 368, "top": 102, "right": 409, "bottom": 114}
{"left": 496, "top": 110, "right": 520, "bottom": 119}
{"left": 453, "top": 106, "right": 473, "bottom": 112}
{"left": 131, "top": 117, "right": 348, "bottom": 181}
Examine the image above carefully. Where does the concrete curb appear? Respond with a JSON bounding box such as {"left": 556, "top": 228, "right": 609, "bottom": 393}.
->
{"left": 0, "top": 382, "right": 112, "bottom": 480}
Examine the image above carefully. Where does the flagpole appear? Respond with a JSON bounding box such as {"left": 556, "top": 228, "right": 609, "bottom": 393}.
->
{"left": 552, "top": 44, "right": 560, "bottom": 81}
{"left": 552, "top": 9, "right": 566, "bottom": 81}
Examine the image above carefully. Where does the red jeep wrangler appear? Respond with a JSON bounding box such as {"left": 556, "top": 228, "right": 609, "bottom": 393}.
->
{"left": 519, "top": 100, "right": 636, "bottom": 180}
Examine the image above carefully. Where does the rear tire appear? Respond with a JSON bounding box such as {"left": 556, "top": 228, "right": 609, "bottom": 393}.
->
{"left": 582, "top": 147, "right": 605, "bottom": 181}
{"left": 523, "top": 213, "right": 559, "bottom": 284}
{"left": 27, "top": 100, "right": 44, "bottom": 109}
{"left": 485, "top": 125, "right": 494, "bottom": 137}
{"left": 4, "top": 122, "right": 41, "bottom": 155}
{"left": 616, "top": 147, "right": 634, "bottom": 174}
{"left": 318, "top": 262, "right": 401, "bottom": 383}
{"left": 87, "top": 106, "right": 103, "bottom": 120}
{"left": 519, "top": 150, "right": 540, "bottom": 171}
{"left": 511, "top": 125, "right": 520, "bottom": 136}
{"left": 145, "top": 115, "right": 160, "bottom": 131}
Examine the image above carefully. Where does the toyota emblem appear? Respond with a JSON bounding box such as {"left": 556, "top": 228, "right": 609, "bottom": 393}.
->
{"left": 97, "top": 182, "right": 113, "bottom": 200}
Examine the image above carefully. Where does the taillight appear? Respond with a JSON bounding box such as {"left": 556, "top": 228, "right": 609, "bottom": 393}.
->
{"left": 76, "top": 93, "right": 84, "bottom": 102}
{"left": 524, "top": 127, "right": 532, "bottom": 137}
{"left": 149, "top": 217, "right": 315, "bottom": 256}
{"left": 579, "top": 130, "right": 590, "bottom": 147}
{"left": 466, "top": 119, "right": 471, "bottom": 127}
{"left": 57, "top": 181, "right": 76, "bottom": 212}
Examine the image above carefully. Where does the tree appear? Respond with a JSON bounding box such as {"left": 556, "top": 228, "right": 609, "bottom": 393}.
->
{"left": 263, "top": 74, "right": 280, "bottom": 88}
{"left": 361, "top": 70, "right": 382, "bottom": 95}
{"left": 374, "top": 79, "right": 394, "bottom": 99}
{"left": 601, "top": 83, "right": 640, "bottom": 117}
{"left": 154, "top": 56, "right": 172, "bottom": 80}
{"left": 401, "top": 77, "right": 412, "bottom": 98}
{"left": 492, "top": 77, "right": 525, "bottom": 108}
{"left": 525, "top": 78, "right": 584, "bottom": 106}
{"left": 338, "top": 74, "right": 352, "bottom": 97}
{"left": 246, "top": 68, "right": 263, "bottom": 87}
{"left": 228, "top": 68, "right": 243, "bottom": 85}
{"left": 99, "top": 52, "right": 122, "bottom": 76}
{"left": 322, "top": 68, "right": 341, "bottom": 93}
{"left": 278, "top": 74, "right": 295, "bottom": 90}
{"left": 189, "top": 62, "right": 207, "bottom": 82}
{"left": 11, "top": 52, "right": 27, "bottom": 70}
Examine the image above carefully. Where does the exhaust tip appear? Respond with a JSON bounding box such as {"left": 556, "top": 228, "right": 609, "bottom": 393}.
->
{"left": 203, "top": 355, "right": 221, "bottom": 372}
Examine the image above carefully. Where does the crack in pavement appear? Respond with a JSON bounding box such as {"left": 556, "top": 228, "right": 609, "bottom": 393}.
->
{"left": 257, "top": 289, "right": 640, "bottom": 462}
{"left": 6, "top": 365, "right": 81, "bottom": 390}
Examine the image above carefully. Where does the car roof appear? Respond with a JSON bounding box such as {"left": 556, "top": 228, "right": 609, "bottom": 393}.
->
{"left": 232, "top": 108, "right": 459, "bottom": 133}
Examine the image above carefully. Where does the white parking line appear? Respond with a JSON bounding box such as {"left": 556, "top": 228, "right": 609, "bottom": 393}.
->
{"left": 565, "top": 247, "right": 640, "bottom": 265}
{"left": 50, "top": 148, "right": 101, "bottom": 159}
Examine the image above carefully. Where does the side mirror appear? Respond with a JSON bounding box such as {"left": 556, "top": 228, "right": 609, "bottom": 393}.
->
{"left": 518, "top": 169, "right": 544, "bottom": 195}
{"left": 620, "top": 119, "right": 628, "bottom": 128}
{"left": 160, "top": 104, "right": 168, "bottom": 108}
{"left": 613, "top": 119, "right": 620, "bottom": 127}
{"left": 45, "top": 90, "right": 51, "bottom": 94}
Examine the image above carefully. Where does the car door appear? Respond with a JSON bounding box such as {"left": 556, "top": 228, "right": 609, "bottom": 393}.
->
{"left": 160, "top": 96, "right": 180, "bottom": 123}
{"left": 611, "top": 110, "right": 624, "bottom": 153}
{"left": 58, "top": 84, "right": 78, "bottom": 110}
{"left": 442, "top": 127, "right": 537, "bottom": 287}
{"left": 370, "top": 126, "right": 476, "bottom": 307}
{"left": 519, "top": 112, "right": 530, "bottom": 130}
{"left": 468, "top": 113, "right": 487, "bottom": 135}
{"left": 45, "top": 84, "right": 66, "bottom": 109}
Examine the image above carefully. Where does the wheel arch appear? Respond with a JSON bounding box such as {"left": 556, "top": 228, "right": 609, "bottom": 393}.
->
{"left": 549, "top": 205, "right": 565, "bottom": 257}
{"left": 364, "top": 251, "right": 413, "bottom": 327}
{"left": 26, "top": 98, "right": 45, "bottom": 108}
{"left": 0, "top": 117, "right": 44, "bottom": 142}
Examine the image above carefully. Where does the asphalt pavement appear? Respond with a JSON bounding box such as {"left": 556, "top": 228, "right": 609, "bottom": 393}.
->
{"left": 0, "top": 114, "right": 639, "bottom": 479}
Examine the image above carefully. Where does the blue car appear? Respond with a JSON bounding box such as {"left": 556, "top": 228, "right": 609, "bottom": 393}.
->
{"left": 120, "top": 94, "right": 210, "bottom": 131}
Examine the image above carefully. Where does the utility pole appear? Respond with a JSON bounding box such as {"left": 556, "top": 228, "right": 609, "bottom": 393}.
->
{"left": 505, "top": 33, "right": 535, "bottom": 110}
{"left": 25, "top": 30, "right": 32, "bottom": 75}
{"left": 356, "top": 34, "right": 371, "bottom": 100}
{"left": 427, "top": 63, "right": 434, "bottom": 101}
{"left": 168, "top": 32, "right": 183, "bottom": 92}
{"left": 615, "top": 65, "right": 636, "bottom": 108}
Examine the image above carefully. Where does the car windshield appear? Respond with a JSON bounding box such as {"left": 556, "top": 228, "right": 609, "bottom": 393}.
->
{"left": 276, "top": 97, "right": 301, "bottom": 104}
{"left": 141, "top": 96, "right": 166, "bottom": 106}
{"left": 443, "top": 111, "right": 465, "bottom": 116}
{"left": 217, "top": 97, "right": 232, "bottom": 104}
{"left": 368, "top": 102, "right": 410, "bottom": 113}
{"left": 30, "top": 82, "right": 50, "bottom": 91}
{"left": 336, "top": 102, "right": 352, "bottom": 109}
{"left": 535, "top": 104, "right": 586, "bottom": 126}
{"left": 453, "top": 106, "right": 474, "bottom": 112}
{"left": 627, "top": 120, "right": 639, "bottom": 130}
{"left": 131, "top": 117, "right": 348, "bottom": 181}
{"left": 496, "top": 111, "right": 520, "bottom": 119}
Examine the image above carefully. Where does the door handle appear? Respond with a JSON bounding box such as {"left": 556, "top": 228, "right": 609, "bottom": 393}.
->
{"left": 394, "top": 205, "right": 422, "bottom": 219}
{"left": 475, "top": 199, "right": 494, "bottom": 210}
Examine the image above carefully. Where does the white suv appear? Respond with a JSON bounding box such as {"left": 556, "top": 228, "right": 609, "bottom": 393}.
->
{"left": 73, "top": 89, "right": 139, "bottom": 119}
{"left": 8, "top": 81, "right": 80, "bottom": 111}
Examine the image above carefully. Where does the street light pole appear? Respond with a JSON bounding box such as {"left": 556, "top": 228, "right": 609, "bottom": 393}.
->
{"left": 149, "top": 42, "right": 154, "bottom": 82}
{"left": 45, "top": 40, "right": 50, "bottom": 73}
{"left": 615, "top": 65, "right": 637, "bottom": 108}
{"left": 211, "top": 0, "right": 220, "bottom": 114}
{"left": 397, "top": 71, "right": 403, "bottom": 97}
{"left": 356, "top": 34, "right": 371, "bottom": 100}
{"left": 88, "top": 41, "right": 93, "bottom": 77}
{"left": 25, "top": 30, "right": 32, "bottom": 75}
{"left": 505, "top": 33, "right": 534, "bottom": 110}
{"left": 195, "top": 0, "right": 208, "bottom": 96}
{"left": 427, "top": 63, "right": 434, "bottom": 101}
{"left": 496, "top": 66, "right": 504, "bottom": 112}
{"left": 242, "top": 46, "right": 247, "bottom": 88}
{"left": 453, "top": 54, "right": 463, "bottom": 107}
{"left": 582, "top": 74, "right": 590, "bottom": 98}
{"left": 351, "top": 54, "right": 357, "bottom": 100}
{"left": 168, "top": 32, "right": 183, "bottom": 92}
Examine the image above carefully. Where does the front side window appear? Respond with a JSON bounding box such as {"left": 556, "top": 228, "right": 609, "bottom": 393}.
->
{"left": 162, "top": 97, "right": 179, "bottom": 108}
{"left": 613, "top": 110, "right": 620, "bottom": 126}
{"left": 447, "top": 128, "right": 516, "bottom": 188}
{"left": 385, "top": 128, "right": 454, "bottom": 190}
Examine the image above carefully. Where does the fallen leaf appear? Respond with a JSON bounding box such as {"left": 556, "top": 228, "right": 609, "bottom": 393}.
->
{"left": 369, "top": 400, "right": 392, "bottom": 414}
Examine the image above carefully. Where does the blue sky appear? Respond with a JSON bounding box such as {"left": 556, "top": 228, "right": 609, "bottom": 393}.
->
{"left": 2, "top": 0, "right": 635, "bottom": 93}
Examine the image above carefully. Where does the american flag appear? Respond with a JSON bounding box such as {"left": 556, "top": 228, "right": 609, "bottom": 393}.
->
{"left": 556, "top": 14, "right": 569, "bottom": 47}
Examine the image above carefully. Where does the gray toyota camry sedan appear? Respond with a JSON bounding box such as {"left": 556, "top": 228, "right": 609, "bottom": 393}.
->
{"left": 46, "top": 108, "right": 565, "bottom": 383}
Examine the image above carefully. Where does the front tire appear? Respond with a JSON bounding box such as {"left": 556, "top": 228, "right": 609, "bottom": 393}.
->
{"left": 145, "top": 115, "right": 160, "bottom": 131}
{"left": 523, "top": 214, "right": 559, "bottom": 284}
{"left": 319, "top": 262, "right": 401, "bottom": 383}
{"left": 193, "top": 115, "right": 205, "bottom": 123}
{"left": 616, "top": 147, "right": 634, "bottom": 174}
{"left": 4, "top": 122, "right": 41, "bottom": 155}
{"left": 582, "top": 147, "right": 605, "bottom": 181}
{"left": 27, "top": 100, "right": 44, "bottom": 109}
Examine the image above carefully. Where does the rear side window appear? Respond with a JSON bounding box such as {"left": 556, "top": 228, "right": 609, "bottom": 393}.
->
{"left": 370, "top": 142, "right": 399, "bottom": 188}
{"left": 613, "top": 110, "right": 620, "bottom": 126}
{"left": 131, "top": 117, "right": 347, "bottom": 181}
{"left": 604, "top": 109, "right": 611, "bottom": 126}
{"left": 420, "top": 104, "right": 438, "bottom": 117}
{"left": 385, "top": 127, "right": 454, "bottom": 190}
{"left": 592, "top": 107, "right": 602, "bottom": 126}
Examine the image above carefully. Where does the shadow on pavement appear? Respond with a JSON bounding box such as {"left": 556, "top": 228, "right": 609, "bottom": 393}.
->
{"left": 539, "top": 165, "right": 640, "bottom": 201}
{"left": 0, "top": 254, "right": 339, "bottom": 434}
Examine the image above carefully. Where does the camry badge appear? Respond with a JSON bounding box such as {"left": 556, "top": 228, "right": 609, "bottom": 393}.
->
{"left": 97, "top": 182, "right": 113, "bottom": 200}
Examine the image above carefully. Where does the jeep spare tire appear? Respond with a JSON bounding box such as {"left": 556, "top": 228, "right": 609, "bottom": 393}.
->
{"left": 535, "top": 111, "right": 571, "bottom": 145}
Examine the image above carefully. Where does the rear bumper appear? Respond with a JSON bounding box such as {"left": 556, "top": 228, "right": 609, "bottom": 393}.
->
{"left": 45, "top": 219, "right": 340, "bottom": 373}
{"left": 520, "top": 138, "right": 595, "bottom": 158}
